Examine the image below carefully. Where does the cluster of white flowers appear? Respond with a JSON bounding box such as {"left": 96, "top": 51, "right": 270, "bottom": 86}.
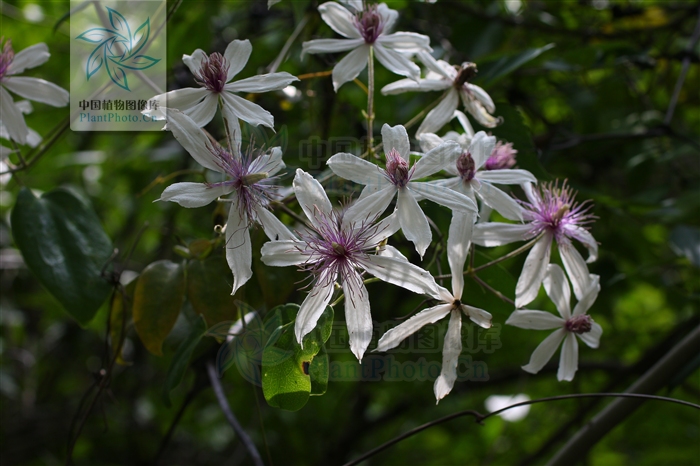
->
{"left": 150, "top": 1, "right": 602, "bottom": 402}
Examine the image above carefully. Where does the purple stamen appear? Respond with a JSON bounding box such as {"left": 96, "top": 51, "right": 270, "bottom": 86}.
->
{"left": 194, "top": 52, "right": 229, "bottom": 93}
{"left": 456, "top": 151, "right": 476, "bottom": 182}
{"left": 384, "top": 148, "right": 411, "bottom": 187}
{"left": 354, "top": 4, "right": 385, "bottom": 44}
{"left": 565, "top": 315, "right": 592, "bottom": 334}
{"left": 519, "top": 180, "right": 595, "bottom": 245}
{"left": 0, "top": 38, "right": 14, "bottom": 80}
{"left": 485, "top": 141, "right": 517, "bottom": 170}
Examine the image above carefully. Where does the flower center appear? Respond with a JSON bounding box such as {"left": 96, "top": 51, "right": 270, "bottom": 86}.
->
{"left": 565, "top": 315, "right": 592, "bottom": 334}
{"left": 453, "top": 299, "right": 462, "bottom": 308}
{"left": 454, "top": 62, "right": 477, "bottom": 88}
{"left": 0, "top": 38, "right": 14, "bottom": 81}
{"left": 485, "top": 141, "right": 517, "bottom": 170}
{"left": 194, "top": 52, "right": 229, "bottom": 93}
{"left": 456, "top": 151, "right": 476, "bottom": 182}
{"left": 385, "top": 148, "right": 410, "bottom": 187}
{"left": 354, "top": 5, "right": 384, "bottom": 44}
{"left": 331, "top": 241, "right": 347, "bottom": 256}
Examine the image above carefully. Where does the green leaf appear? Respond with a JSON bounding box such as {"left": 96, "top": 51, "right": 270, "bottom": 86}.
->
{"left": 11, "top": 187, "right": 114, "bottom": 326}
{"left": 133, "top": 260, "right": 186, "bottom": 356}
{"left": 186, "top": 254, "right": 238, "bottom": 326}
{"left": 163, "top": 315, "right": 207, "bottom": 407}
{"left": 261, "top": 305, "right": 333, "bottom": 411}
{"left": 475, "top": 44, "right": 555, "bottom": 86}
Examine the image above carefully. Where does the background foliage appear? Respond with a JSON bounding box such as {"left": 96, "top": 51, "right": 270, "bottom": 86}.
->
{"left": 1, "top": 0, "right": 699, "bottom": 465}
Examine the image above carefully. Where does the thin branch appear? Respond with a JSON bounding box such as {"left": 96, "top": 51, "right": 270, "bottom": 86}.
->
{"left": 664, "top": 6, "right": 700, "bottom": 125}
{"left": 342, "top": 393, "right": 700, "bottom": 466}
{"left": 268, "top": 13, "right": 309, "bottom": 73}
{"left": 205, "top": 362, "right": 264, "bottom": 466}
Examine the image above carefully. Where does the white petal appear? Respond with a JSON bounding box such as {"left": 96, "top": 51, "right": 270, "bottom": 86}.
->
{"left": 475, "top": 183, "right": 524, "bottom": 221}
{"left": 159, "top": 182, "right": 232, "bottom": 208}
{"left": 416, "top": 133, "right": 444, "bottom": 153}
{"left": 375, "top": 304, "right": 452, "bottom": 352}
{"left": 515, "top": 235, "right": 552, "bottom": 308}
{"left": 318, "top": 2, "right": 362, "bottom": 39}
{"left": 543, "top": 264, "right": 572, "bottom": 320}
{"left": 416, "top": 88, "right": 459, "bottom": 136}
{"left": 3, "top": 77, "right": 68, "bottom": 107}
{"left": 343, "top": 272, "right": 372, "bottom": 361}
{"left": 397, "top": 187, "right": 432, "bottom": 258}
{"left": 225, "top": 72, "right": 298, "bottom": 93}
{"left": 461, "top": 89, "right": 500, "bottom": 128}
{"left": 522, "top": 328, "right": 566, "bottom": 374}
{"left": 302, "top": 38, "right": 364, "bottom": 56}
{"left": 220, "top": 92, "right": 274, "bottom": 128}
{"left": 408, "top": 182, "right": 478, "bottom": 213}
{"left": 467, "top": 83, "right": 496, "bottom": 113}
{"left": 462, "top": 304, "right": 492, "bottom": 328}
{"left": 506, "top": 310, "right": 564, "bottom": 330}
{"left": 253, "top": 147, "right": 284, "bottom": 176}
{"left": 373, "top": 43, "right": 421, "bottom": 80}
{"left": 219, "top": 98, "right": 242, "bottom": 155}
{"left": 472, "top": 222, "right": 533, "bottom": 247}
{"left": 578, "top": 321, "right": 603, "bottom": 348}
{"left": 295, "top": 275, "right": 336, "bottom": 345}
{"left": 25, "top": 127, "right": 41, "bottom": 147}
{"left": 225, "top": 197, "right": 252, "bottom": 295}
{"left": 142, "top": 87, "right": 208, "bottom": 118}
{"left": 412, "top": 140, "right": 461, "bottom": 180}
{"left": 293, "top": 168, "right": 333, "bottom": 229}
{"left": 260, "top": 240, "right": 308, "bottom": 266}
{"left": 377, "top": 3, "right": 399, "bottom": 33}
{"left": 560, "top": 244, "right": 591, "bottom": 302}
{"left": 10, "top": 43, "right": 50, "bottom": 74}
{"left": 416, "top": 52, "right": 454, "bottom": 79}
{"left": 0, "top": 87, "right": 27, "bottom": 144}
{"left": 182, "top": 49, "right": 206, "bottom": 76}
{"left": 381, "top": 123, "right": 410, "bottom": 161}
{"left": 477, "top": 169, "right": 537, "bottom": 185}
{"left": 363, "top": 253, "right": 438, "bottom": 296}
{"left": 381, "top": 78, "right": 450, "bottom": 96}
{"left": 378, "top": 32, "right": 431, "bottom": 54}
{"left": 557, "top": 333, "right": 579, "bottom": 382}
{"left": 327, "top": 152, "right": 381, "bottom": 185}
{"left": 453, "top": 110, "right": 475, "bottom": 138}
{"left": 343, "top": 184, "right": 396, "bottom": 228}
{"left": 469, "top": 132, "right": 497, "bottom": 170}
{"left": 434, "top": 309, "right": 462, "bottom": 403}
{"left": 182, "top": 92, "right": 218, "bottom": 128}
{"left": 224, "top": 39, "right": 253, "bottom": 81}
{"left": 447, "top": 211, "right": 476, "bottom": 297}
{"left": 254, "top": 205, "right": 295, "bottom": 241}
{"left": 165, "top": 109, "right": 222, "bottom": 172}
{"left": 365, "top": 210, "right": 401, "bottom": 246}
{"left": 572, "top": 275, "right": 600, "bottom": 316}
{"left": 566, "top": 225, "right": 598, "bottom": 262}
{"left": 331, "top": 45, "right": 369, "bottom": 92}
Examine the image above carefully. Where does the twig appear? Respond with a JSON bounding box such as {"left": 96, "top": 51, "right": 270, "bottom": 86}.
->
{"left": 268, "top": 13, "right": 309, "bottom": 73}
{"left": 664, "top": 6, "right": 700, "bottom": 125}
{"left": 206, "top": 362, "right": 264, "bottom": 466}
{"left": 342, "top": 392, "right": 700, "bottom": 466}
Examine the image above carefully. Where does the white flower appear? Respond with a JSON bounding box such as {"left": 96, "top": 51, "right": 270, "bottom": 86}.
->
{"left": 382, "top": 51, "right": 500, "bottom": 136}
{"left": 1, "top": 101, "right": 41, "bottom": 147}
{"left": 261, "top": 169, "right": 440, "bottom": 361}
{"left": 327, "top": 123, "right": 477, "bottom": 258}
{"left": 158, "top": 109, "right": 294, "bottom": 294}
{"left": 419, "top": 131, "right": 537, "bottom": 223}
{"left": 302, "top": 2, "right": 432, "bottom": 91}
{"left": 472, "top": 180, "right": 598, "bottom": 308}
{"left": 144, "top": 39, "right": 298, "bottom": 132}
{"left": 374, "top": 217, "right": 491, "bottom": 403}
{"left": 0, "top": 39, "right": 69, "bottom": 145}
{"left": 506, "top": 264, "right": 602, "bottom": 381}
{"left": 484, "top": 394, "right": 531, "bottom": 422}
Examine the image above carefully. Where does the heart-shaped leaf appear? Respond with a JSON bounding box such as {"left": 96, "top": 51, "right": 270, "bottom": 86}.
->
{"left": 11, "top": 187, "right": 114, "bottom": 326}
{"left": 133, "top": 260, "right": 186, "bottom": 356}
{"left": 186, "top": 254, "right": 238, "bottom": 326}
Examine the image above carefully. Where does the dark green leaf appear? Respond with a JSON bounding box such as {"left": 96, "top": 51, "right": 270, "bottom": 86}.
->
{"left": 11, "top": 187, "right": 114, "bottom": 326}
{"left": 133, "top": 260, "right": 186, "bottom": 356}
{"left": 163, "top": 315, "right": 207, "bottom": 407}
{"left": 186, "top": 254, "right": 238, "bottom": 326}
{"left": 475, "top": 44, "right": 555, "bottom": 85}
